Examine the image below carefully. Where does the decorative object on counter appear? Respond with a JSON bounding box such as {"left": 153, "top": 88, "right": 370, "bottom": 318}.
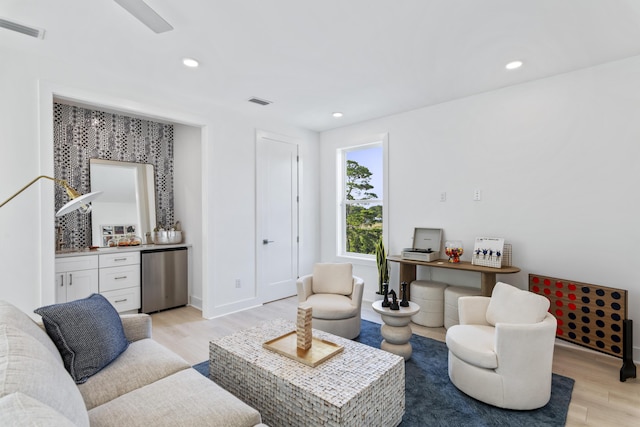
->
{"left": 117, "top": 234, "right": 142, "bottom": 247}
{"left": 102, "top": 224, "right": 140, "bottom": 247}
{"left": 389, "top": 290, "right": 399, "bottom": 310}
{"left": 401, "top": 228, "right": 442, "bottom": 262}
{"left": 502, "top": 243, "right": 512, "bottom": 267}
{"left": 0, "top": 175, "right": 102, "bottom": 216}
{"left": 471, "top": 236, "right": 504, "bottom": 268}
{"left": 381, "top": 283, "right": 390, "bottom": 307}
{"left": 375, "top": 236, "right": 390, "bottom": 295}
{"left": 400, "top": 282, "right": 409, "bottom": 307}
{"left": 445, "top": 240, "right": 464, "bottom": 263}
{"left": 152, "top": 221, "right": 183, "bottom": 244}
{"left": 296, "top": 303, "right": 313, "bottom": 351}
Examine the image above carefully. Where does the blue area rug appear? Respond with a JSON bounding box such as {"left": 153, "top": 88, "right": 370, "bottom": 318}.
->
{"left": 194, "top": 319, "right": 574, "bottom": 426}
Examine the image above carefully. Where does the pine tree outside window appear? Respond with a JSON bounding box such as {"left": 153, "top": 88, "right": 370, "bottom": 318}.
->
{"left": 338, "top": 136, "right": 387, "bottom": 258}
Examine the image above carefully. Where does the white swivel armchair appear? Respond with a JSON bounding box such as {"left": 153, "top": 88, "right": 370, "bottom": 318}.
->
{"left": 445, "top": 282, "right": 557, "bottom": 410}
{"left": 296, "top": 263, "right": 364, "bottom": 339}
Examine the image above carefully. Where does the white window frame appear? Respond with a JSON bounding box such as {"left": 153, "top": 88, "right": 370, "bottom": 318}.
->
{"left": 336, "top": 133, "right": 389, "bottom": 261}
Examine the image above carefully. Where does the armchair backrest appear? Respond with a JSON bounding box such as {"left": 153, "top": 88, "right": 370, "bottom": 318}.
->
{"left": 486, "top": 282, "right": 550, "bottom": 326}
{"left": 312, "top": 263, "right": 353, "bottom": 295}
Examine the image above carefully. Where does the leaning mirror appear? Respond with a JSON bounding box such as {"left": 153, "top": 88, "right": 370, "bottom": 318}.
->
{"left": 89, "top": 159, "right": 156, "bottom": 247}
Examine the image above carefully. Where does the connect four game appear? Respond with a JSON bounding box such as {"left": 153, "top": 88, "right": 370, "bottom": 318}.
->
{"left": 528, "top": 273, "right": 636, "bottom": 381}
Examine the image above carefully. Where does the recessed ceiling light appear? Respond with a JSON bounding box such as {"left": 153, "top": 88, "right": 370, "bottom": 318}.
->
{"left": 332, "top": 112, "right": 344, "bottom": 118}
{"left": 182, "top": 58, "right": 199, "bottom": 68}
{"left": 505, "top": 60, "right": 523, "bottom": 70}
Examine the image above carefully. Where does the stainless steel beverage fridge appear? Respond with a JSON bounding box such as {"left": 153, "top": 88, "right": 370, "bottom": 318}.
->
{"left": 141, "top": 247, "right": 188, "bottom": 313}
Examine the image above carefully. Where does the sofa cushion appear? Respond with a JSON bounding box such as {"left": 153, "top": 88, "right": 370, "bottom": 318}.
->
{"left": 88, "top": 369, "right": 262, "bottom": 427}
{"left": 445, "top": 324, "right": 498, "bottom": 369}
{"left": 306, "top": 293, "right": 359, "bottom": 319}
{"left": 0, "top": 300, "right": 63, "bottom": 364}
{"left": 312, "top": 263, "right": 353, "bottom": 295}
{"left": 0, "top": 324, "right": 90, "bottom": 427}
{"left": 78, "top": 338, "right": 191, "bottom": 409}
{"left": 0, "top": 392, "right": 76, "bottom": 427}
{"left": 486, "top": 282, "right": 550, "bottom": 326}
{"left": 34, "top": 293, "right": 129, "bottom": 384}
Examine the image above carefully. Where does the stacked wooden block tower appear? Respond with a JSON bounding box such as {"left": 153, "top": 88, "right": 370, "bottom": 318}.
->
{"left": 297, "top": 304, "right": 313, "bottom": 350}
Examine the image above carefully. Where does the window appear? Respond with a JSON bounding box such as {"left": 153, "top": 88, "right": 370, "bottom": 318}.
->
{"left": 338, "top": 136, "right": 386, "bottom": 257}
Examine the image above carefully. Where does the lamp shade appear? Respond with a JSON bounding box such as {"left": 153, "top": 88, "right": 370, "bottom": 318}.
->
{"left": 55, "top": 190, "right": 103, "bottom": 217}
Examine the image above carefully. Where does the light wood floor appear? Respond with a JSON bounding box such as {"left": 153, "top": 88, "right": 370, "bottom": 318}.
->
{"left": 150, "top": 297, "right": 640, "bottom": 427}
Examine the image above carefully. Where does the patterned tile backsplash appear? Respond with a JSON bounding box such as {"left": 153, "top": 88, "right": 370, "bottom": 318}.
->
{"left": 53, "top": 102, "right": 174, "bottom": 249}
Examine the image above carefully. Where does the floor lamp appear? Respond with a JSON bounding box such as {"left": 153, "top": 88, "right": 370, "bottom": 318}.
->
{"left": 0, "top": 175, "right": 102, "bottom": 216}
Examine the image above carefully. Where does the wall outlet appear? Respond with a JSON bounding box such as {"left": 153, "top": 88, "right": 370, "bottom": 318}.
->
{"left": 235, "top": 279, "right": 241, "bottom": 288}
{"left": 473, "top": 189, "right": 482, "bottom": 201}
{"left": 440, "top": 192, "right": 447, "bottom": 202}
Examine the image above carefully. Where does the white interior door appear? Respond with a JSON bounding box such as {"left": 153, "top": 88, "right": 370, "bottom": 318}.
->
{"left": 256, "top": 131, "right": 299, "bottom": 302}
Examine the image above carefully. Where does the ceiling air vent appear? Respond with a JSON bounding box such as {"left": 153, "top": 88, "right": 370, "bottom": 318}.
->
{"left": 248, "top": 97, "right": 273, "bottom": 106}
{"left": 0, "top": 18, "right": 45, "bottom": 39}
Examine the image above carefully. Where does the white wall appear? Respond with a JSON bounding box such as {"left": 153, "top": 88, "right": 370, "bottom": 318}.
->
{"left": 320, "top": 56, "right": 640, "bottom": 359}
{"left": 173, "top": 123, "right": 203, "bottom": 309}
{"left": 0, "top": 46, "right": 319, "bottom": 320}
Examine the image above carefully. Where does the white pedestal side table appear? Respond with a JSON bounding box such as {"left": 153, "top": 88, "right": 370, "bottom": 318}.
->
{"left": 372, "top": 300, "right": 420, "bottom": 361}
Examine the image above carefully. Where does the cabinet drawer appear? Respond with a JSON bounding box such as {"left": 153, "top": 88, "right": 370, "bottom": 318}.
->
{"left": 101, "top": 287, "right": 140, "bottom": 313}
{"left": 55, "top": 255, "right": 98, "bottom": 273}
{"left": 99, "top": 252, "right": 140, "bottom": 268}
{"left": 99, "top": 265, "right": 140, "bottom": 292}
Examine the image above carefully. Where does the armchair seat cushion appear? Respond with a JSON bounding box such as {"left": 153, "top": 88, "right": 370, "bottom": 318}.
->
{"left": 445, "top": 325, "right": 497, "bottom": 369}
{"left": 306, "top": 294, "right": 358, "bottom": 320}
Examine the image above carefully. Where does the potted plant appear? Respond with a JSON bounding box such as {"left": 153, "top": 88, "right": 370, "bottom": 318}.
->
{"left": 375, "top": 236, "right": 389, "bottom": 295}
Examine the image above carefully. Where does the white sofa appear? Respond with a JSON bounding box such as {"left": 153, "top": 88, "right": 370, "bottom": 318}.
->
{"left": 0, "top": 300, "right": 265, "bottom": 426}
{"left": 445, "top": 282, "right": 557, "bottom": 410}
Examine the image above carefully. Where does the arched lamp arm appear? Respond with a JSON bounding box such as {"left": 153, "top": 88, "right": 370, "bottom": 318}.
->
{"left": 0, "top": 175, "right": 100, "bottom": 216}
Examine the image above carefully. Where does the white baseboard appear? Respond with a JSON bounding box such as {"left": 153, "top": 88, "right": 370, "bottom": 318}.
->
{"left": 189, "top": 295, "right": 203, "bottom": 311}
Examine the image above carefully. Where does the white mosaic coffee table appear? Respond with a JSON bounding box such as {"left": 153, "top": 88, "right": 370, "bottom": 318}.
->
{"left": 209, "top": 318, "right": 405, "bottom": 427}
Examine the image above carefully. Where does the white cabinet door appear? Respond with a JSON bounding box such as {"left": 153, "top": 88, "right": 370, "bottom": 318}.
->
{"left": 55, "top": 255, "right": 99, "bottom": 303}
{"left": 66, "top": 269, "right": 99, "bottom": 302}
{"left": 56, "top": 270, "right": 99, "bottom": 303}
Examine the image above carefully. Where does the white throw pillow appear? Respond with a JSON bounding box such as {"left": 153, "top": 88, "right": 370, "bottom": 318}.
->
{"left": 312, "top": 263, "right": 353, "bottom": 295}
{"left": 486, "top": 282, "right": 550, "bottom": 326}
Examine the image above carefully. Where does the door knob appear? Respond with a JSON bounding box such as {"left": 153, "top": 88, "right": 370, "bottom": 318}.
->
{"left": 263, "top": 239, "right": 275, "bottom": 244}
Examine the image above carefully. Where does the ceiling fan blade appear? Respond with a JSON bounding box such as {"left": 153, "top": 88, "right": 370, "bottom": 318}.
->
{"left": 114, "top": 0, "right": 173, "bottom": 33}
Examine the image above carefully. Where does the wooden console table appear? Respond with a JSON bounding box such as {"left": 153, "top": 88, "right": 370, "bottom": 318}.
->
{"left": 388, "top": 255, "right": 520, "bottom": 298}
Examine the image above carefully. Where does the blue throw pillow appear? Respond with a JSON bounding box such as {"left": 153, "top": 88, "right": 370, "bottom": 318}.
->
{"left": 34, "top": 294, "right": 129, "bottom": 384}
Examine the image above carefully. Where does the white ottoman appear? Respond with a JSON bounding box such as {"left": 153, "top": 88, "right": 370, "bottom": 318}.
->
{"left": 444, "top": 286, "right": 481, "bottom": 329}
{"left": 410, "top": 280, "right": 448, "bottom": 327}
